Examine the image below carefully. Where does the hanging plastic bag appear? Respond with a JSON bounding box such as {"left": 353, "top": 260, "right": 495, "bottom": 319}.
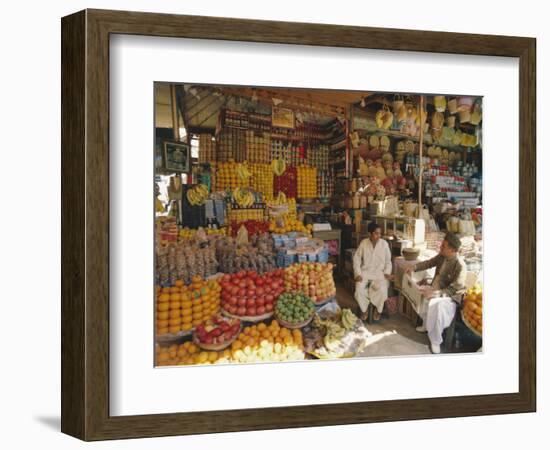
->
{"left": 236, "top": 224, "right": 249, "bottom": 245}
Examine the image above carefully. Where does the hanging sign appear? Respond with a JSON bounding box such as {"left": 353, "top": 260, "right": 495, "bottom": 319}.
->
{"left": 272, "top": 107, "right": 295, "bottom": 129}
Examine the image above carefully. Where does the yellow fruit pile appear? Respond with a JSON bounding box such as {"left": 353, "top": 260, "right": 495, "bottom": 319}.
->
{"left": 155, "top": 321, "right": 305, "bottom": 366}
{"left": 179, "top": 227, "right": 226, "bottom": 240}
{"left": 156, "top": 277, "right": 222, "bottom": 336}
{"left": 249, "top": 163, "right": 273, "bottom": 198}
{"left": 269, "top": 215, "right": 312, "bottom": 235}
{"left": 229, "top": 321, "right": 305, "bottom": 363}
{"left": 462, "top": 285, "right": 483, "bottom": 334}
{"left": 212, "top": 161, "right": 250, "bottom": 191}
{"left": 297, "top": 165, "right": 317, "bottom": 198}
{"left": 227, "top": 206, "right": 264, "bottom": 223}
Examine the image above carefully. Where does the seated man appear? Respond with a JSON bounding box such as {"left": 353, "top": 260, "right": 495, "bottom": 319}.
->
{"left": 353, "top": 222, "right": 393, "bottom": 321}
{"left": 406, "top": 232, "right": 467, "bottom": 354}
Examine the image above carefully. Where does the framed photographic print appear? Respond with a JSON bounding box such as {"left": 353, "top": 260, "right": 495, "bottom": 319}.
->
{"left": 61, "top": 9, "right": 536, "bottom": 441}
{"left": 163, "top": 141, "right": 190, "bottom": 173}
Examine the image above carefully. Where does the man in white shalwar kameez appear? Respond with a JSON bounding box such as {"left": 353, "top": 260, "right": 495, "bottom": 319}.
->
{"left": 406, "top": 232, "right": 467, "bottom": 354}
{"left": 353, "top": 223, "right": 393, "bottom": 321}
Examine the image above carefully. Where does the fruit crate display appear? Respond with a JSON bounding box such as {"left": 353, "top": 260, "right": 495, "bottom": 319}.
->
{"left": 218, "top": 128, "right": 246, "bottom": 162}
{"left": 155, "top": 276, "right": 222, "bottom": 338}
{"left": 297, "top": 165, "right": 318, "bottom": 198}
{"left": 274, "top": 165, "right": 297, "bottom": 198}
{"left": 307, "top": 144, "right": 329, "bottom": 170}
{"left": 245, "top": 130, "right": 271, "bottom": 164}
{"left": 198, "top": 134, "right": 216, "bottom": 164}
{"left": 249, "top": 163, "right": 273, "bottom": 197}
{"left": 212, "top": 162, "right": 250, "bottom": 191}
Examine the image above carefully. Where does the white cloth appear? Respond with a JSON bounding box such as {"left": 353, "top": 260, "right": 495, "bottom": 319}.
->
{"left": 419, "top": 295, "right": 457, "bottom": 346}
{"left": 353, "top": 239, "right": 392, "bottom": 313}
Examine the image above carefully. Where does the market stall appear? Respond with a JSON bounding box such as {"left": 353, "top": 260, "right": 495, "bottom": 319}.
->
{"left": 154, "top": 84, "right": 484, "bottom": 365}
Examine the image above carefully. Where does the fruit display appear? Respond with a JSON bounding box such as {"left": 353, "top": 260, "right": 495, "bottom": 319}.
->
{"left": 232, "top": 187, "right": 255, "bottom": 208}
{"left": 156, "top": 320, "right": 305, "bottom": 366}
{"left": 226, "top": 206, "right": 265, "bottom": 223}
{"left": 228, "top": 321, "right": 305, "bottom": 363}
{"left": 193, "top": 315, "right": 241, "bottom": 350}
{"left": 462, "top": 284, "right": 483, "bottom": 335}
{"left": 283, "top": 262, "right": 336, "bottom": 304}
{"left": 213, "top": 162, "right": 250, "bottom": 190}
{"left": 245, "top": 130, "right": 271, "bottom": 163}
{"left": 198, "top": 134, "right": 216, "bottom": 164}
{"left": 271, "top": 158, "right": 286, "bottom": 176}
{"left": 297, "top": 165, "right": 317, "bottom": 198}
{"left": 219, "top": 269, "right": 285, "bottom": 318}
{"left": 249, "top": 163, "right": 273, "bottom": 197}
{"left": 307, "top": 144, "right": 329, "bottom": 170}
{"left": 230, "top": 220, "right": 270, "bottom": 237}
{"left": 341, "top": 308, "right": 358, "bottom": 330}
{"left": 214, "top": 234, "right": 277, "bottom": 274}
{"left": 179, "top": 226, "right": 226, "bottom": 240}
{"left": 186, "top": 184, "right": 209, "bottom": 206}
{"left": 274, "top": 165, "right": 297, "bottom": 198}
{"left": 268, "top": 215, "right": 311, "bottom": 235}
{"left": 302, "top": 306, "right": 369, "bottom": 359}
{"left": 155, "top": 276, "right": 222, "bottom": 336}
{"left": 155, "top": 241, "right": 218, "bottom": 285}
{"left": 275, "top": 292, "right": 315, "bottom": 327}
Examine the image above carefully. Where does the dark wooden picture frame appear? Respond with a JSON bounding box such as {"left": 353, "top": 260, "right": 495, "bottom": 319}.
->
{"left": 163, "top": 141, "right": 190, "bottom": 173}
{"left": 61, "top": 9, "right": 536, "bottom": 441}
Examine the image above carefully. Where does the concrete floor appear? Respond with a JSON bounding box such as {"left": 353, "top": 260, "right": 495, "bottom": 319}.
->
{"left": 335, "top": 282, "right": 433, "bottom": 357}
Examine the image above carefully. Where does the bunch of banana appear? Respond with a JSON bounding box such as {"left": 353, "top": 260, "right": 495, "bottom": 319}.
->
{"left": 271, "top": 158, "right": 286, "bottom": 176}
{"left": 186, "top": 184, "right": 209, "bottom": 206}
{"left": 341, "top": 309, "right": 358, "bottom": 331}
{"left": 232, "top": 187, "right": 255, "bottom": 208}
{"left": 323, "top": 322, "right": 346, "bottom": 351}
{"left": 236, "top": 163, "right": 252, "bottom": 182}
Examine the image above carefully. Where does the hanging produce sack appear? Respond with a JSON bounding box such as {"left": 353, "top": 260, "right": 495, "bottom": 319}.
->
{"left": 369, "top": 134, "right": 380, "bottom": 149}
{"left": 434, "top": 95, "right": 447, "bottom": 112}
{"left": 448, "top": 98, "right": 458, "bottom": 114}
{"left": 446, "top": 115, "right": 456, "bottom": 127}
{"left": 375, "top": 104, "right": 394, "bottom": 130}
{"left": 470, "top": 101, "right": 482, "bottom": 125}
{"left": 459, "top": 220, "right": 476, "bottom": 236}
{"left": 459, "top": 109, "right": 471, "bottom": 124}
{"left": 235, "top": 224, "right": 249, "bottom": 245}
{"left": 452, "top": 129, "right": 463, "bottom": 146}
{"left": 392, "top": 94, "right": 404, "bottom": 113}
{"left": 457, "top": 96, "right": 474, "bottom": 112}
{"left": 380, "top": 135, "right": 390, "bottom": 150}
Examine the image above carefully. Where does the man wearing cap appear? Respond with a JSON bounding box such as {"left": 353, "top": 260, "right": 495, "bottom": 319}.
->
{"left": 406, "top": 232, "right": 467, "bottom": 354}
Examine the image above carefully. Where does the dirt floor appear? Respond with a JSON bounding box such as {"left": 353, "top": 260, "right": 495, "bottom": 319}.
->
{"left": 334, "top": 281, "right": 481, "bottom": 357}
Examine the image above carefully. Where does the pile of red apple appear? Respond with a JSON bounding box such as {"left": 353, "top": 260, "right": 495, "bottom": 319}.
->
{"left": 194, "top": 315, "right": 241, "bottom": 347}
{"left": 220, "top": 269, "right": 285, "bottom": 317}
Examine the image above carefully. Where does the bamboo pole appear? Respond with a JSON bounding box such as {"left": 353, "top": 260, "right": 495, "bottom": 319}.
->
{"left": 170, "top": 84, "right": 180, "bottom": 141}
{"left": 418, "top": 95, "right": 424, "bottom": 218}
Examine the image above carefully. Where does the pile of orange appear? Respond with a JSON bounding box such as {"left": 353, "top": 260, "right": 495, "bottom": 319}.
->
{"left": 156, "top": 276, "right": 222, "bottom": 336}
{"left": 155, "top": 341, "right": 231, "bottom": 366}
{"left": 462, "top": 285, "right": 482, "bottom": 334}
